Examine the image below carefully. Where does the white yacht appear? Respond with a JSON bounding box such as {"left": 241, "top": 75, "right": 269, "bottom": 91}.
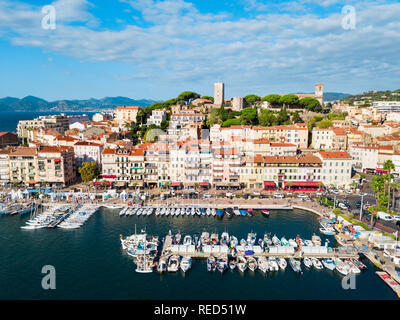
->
{"left": 180, "top": 256, "right": 192, "bottom": 273}
{"left": 167, "top": 255, "right": 181, "bottom": 272}
{"left": 267, "top": 257, "right": 279, "bottom": 271}
{"left": 312, "top": 258, "right": 323, "bottom": 270}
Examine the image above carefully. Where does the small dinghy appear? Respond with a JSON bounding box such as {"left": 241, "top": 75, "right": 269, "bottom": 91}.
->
{"left": 312, "top": 258, "right": 323, "bottom": 270}
{"left": 303, "top": 257, "right": 313, "bottom": 268}
{"left": 277, "top": 258, "right": 287, "bottom": 270}
{"left": 261, "top": 209, "right": 270, "bottom": 216}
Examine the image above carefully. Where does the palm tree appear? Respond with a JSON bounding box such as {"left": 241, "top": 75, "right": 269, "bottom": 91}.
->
{"left": 317, "top": 181, "right": 324, "bottom": 191}
{"left": 390, "top": 181, "right": 400, "bottom": 212}
{"left": 384, "top": 160, "right": 395, "bottom": 210}
{"left": 286, "top": 181, "right": 293, "bottom": 192}
{"left": 368, "top": 205, "right": 378, "bottom": 229}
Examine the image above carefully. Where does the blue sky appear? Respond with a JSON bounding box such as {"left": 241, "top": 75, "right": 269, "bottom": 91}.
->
{"left": 0, "top": 0, "right": 399, "bottom": 101}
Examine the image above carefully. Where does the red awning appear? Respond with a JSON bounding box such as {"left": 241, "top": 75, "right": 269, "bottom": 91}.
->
{"left": 102, "top": 175, "right": 117, "bottom": 179}
{"left": 199, "top": 182, "right": 210, "bottom": 186}
{"left": 93, "top": 181, "right": 113, "bottom": 186}
{"left": 171, "top": 182, "right": 182, "bottom": 187}
{"left": 263, "top": 181, "right": 276, "bottom": 187}
{"left": 376, "top": 169, "right": 388, "bottom": 174}
{"left": 54, "top": 159, "right": 61, "bottom": 162}
{"left": 284, "top": 181, "right": 320, "bottom": 187}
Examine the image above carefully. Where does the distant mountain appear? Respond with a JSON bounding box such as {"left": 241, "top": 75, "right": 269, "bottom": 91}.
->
{"left": 0, "top": 96, "right": 158, "bottom": 112}
{"left": 292, "top": 92, "right": 352, "bottom": 102}
{"left": 323, "top": 92, "right": 352, "bottom": 102}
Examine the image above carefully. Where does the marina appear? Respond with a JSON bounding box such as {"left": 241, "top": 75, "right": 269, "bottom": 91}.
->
{"left": 0, "top": 206, "right": 399, "bottom": 299}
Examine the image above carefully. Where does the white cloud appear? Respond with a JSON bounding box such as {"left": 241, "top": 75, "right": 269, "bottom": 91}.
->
{"left": 0, "top": 0, "right": 400, "bottom": 95}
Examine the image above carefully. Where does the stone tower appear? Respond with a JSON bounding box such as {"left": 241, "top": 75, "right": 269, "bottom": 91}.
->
{"left": 314, "top": 84, "right": 324, "bottom": 105}
{"left": 214, "top": 82, "right": 225, "bottom": 106}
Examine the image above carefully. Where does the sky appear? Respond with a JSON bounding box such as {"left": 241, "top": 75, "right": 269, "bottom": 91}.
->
{"left": 0, "top": 0, "right": 399, "bottom": 101}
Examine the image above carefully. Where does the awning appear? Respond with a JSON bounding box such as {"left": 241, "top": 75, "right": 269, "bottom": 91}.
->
{"left": 376, "top": 169, "right": 388, "bottom": 174}
{"left": 171, "top": 182, "right": 182, "bottom": 187}
{"left": 26, "top": 181, "right": 37, "bottom": 184}
{"left": 93, "top": 181, "right": 113, "bottom": 186}
{"left": 284, "top": 181, "right": 320, "bottom": 187}
{"left": 199, "top": 182, "right": 210, "bottom": 187}
{"left": 263, "top": 181, "right": 276, "bottom": 187}
{"left": 102, "top": 175, "right": 117, "bottom": 179}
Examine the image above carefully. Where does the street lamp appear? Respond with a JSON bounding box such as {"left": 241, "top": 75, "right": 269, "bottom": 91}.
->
{"left": 359, "top": 193, "right": 365, "bottom": 221}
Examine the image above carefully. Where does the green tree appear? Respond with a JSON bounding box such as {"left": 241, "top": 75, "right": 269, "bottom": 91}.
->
{"left": 383, "top": 160, "right": 395, "bottom": 209}
{"left": 240, "top": 107, "right": 258, "bottom": 125}
{"left": 262, "top": 94, "right": 281, "bottom": 106}
{"left": 244, "top": 94, "right": 261, "bottom": 106}
{"left": 299, "top": 97, "right": 321, "bottom": 111}
{"left": 222, "top": 118, "right": 241, "bottom": 127}
{"left": 176, "top": 91, "right": 200, "bottom": 105}
{"left": 79, "top": 162, "right": 99, "bottom": 183}
{"left": 258, "top": 109, "right": 277, "bottom": 126}
{"left": 279, "top": 94, "right": 299, "bottom": 108}
{"left": 291, "top": 111, "right": 303, "bottom": 123}
{"left": 201, "top": 96, "right": 214, "bottom": 102}
{"left": 316, "top": 119, "right": 332, "bottom": 129}
{"left": 277, "top": 106, "right": 289, "bottom": 125}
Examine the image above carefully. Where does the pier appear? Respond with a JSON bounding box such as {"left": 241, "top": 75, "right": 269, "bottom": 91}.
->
{"left": 160, "top": 235, "right": 359, "bottom": 260}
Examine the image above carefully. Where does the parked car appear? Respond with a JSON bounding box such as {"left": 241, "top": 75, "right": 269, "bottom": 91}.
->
{"left": 392, "top": 215, "right": 400, "bottom": 222}
{"left": 338, "top": 202, "right": 348, "bottom": 210}
{"left": 331, "top": 189, "right": 339, "bottom": 195}
{"left": 345, "top": 190, "right": 353, "bottom": 194}
{"left": 297, "top": 194, "right": 308, "bottom": 199}
{"left": 273, "top": 193, "right": 285, "bottom": 199}
{"left": 203, "top": 193, "right": 211, "bottom": 198}
{"left": 377, "top": 211, "right": 393, "bottom": 221}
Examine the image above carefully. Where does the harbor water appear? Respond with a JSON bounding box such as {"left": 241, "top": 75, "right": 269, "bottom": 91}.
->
{"left": 0, "top": 208, "right": 397, "bottom": 300}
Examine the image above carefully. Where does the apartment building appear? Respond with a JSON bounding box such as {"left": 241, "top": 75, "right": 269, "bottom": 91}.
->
{"left": 316, "top": 151, "right": 353, "bottom": 188}
{"left": 114, "top": 106, "right": 143, "bottom": 124}
{"left": 73, "top": 141, "right": 104, "bottom": 169}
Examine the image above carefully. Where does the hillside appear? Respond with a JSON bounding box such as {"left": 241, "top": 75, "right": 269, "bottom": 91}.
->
{"left": 0, "top": 96, "right": 157, "bottom": 112}
{"left": 341, "top": 89, "right": 400, "bottom": 104}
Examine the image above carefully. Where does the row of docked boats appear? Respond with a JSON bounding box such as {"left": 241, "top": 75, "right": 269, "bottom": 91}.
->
{"left": 157, "top": 255, "right": 193, "bottom": 273}
{"left": 0, "top": 202, "right": 39, "bottom": 215}
{"left": 170, "top": 230, "right": 325, "bottom": 250}
{"left": 20, "top": 204, "right": 98, "bottom": 230}
{"left": 118, "top": 207, "right": 270, "bottom": 218}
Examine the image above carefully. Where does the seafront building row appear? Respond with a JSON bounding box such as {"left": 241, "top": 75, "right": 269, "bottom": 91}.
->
{"left": 1, "top": 90, "right": 400, "bottom": 189}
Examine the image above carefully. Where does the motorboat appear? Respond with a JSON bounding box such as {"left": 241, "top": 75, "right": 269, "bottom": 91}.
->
{"left": 345, "top": 259, "right": 361, "bottom": 274}
{"left": 229, "top": 260, "right": 237, "bottom": 270}
{"left": 246, "top": 256, "right": 258, "bottom": 272}
{"left": 319, "top": 226, "right": 335, "bottom": 236}
{"left": 261, "top": 209, "right": 270, "bottom": 216}
{"left": 210, "top": 233, "right": 219, "bottom": 245}
{"left": 247, "top": 232, "right": 257, "bottom": 245}
{"left": 288, "top": 239, "right": 298, "bottom": 248}
{"left": 240, "top": 238, "right": 247, "bottom": 246}
{"left": 233, "top": 207, "right": 241, "bottom": 216}
{"left": 200, "top": 232, "right": 210, "bottom": 245}
{"left": 167, "top": 255, "right": 180, "bottom": 272}
{"left": 247, "top": 208, "right": 253, "bottom": 217}
{"left": 240, "top": 209, "right": 247, "bottom": 216}
{"left": 207, "top": 256, "right": 216, "bottom": 272}
{"left": 322, "top": 258, "right": 336, "bottom": 271}
{"left": 351, "top": 258, "right": 367, "bottom": 271}
{"left": 183, "top": 235, "right": 192, "bottom": 245}
{"left": 216, "top": 209, "right": 224, "bottom": 218}
{"left": 211, "top": 208, "right": 217, "bottom": 217}
{"left": 303, "top": 256, "right": 313, "bottom": 268}
{"left": 216, "top": 259, "right": 228, "bottom": 274}
{"left": 257, "top": 256, "right": 269, "bottom": 273}
{"left": 312, "top": 234, "right": 322, "bottom": 246}
{"left": 272, "top": 235, "right": 281, "bottom": 246}
{"left": 237, "top": 256, "right": 247, "bottom": 272}
{"left": 221, "top": 232, "right": 230, "bottom": 245}
{"left": 277, "top": 258, "right": 287, "bottom": 270}
{"left": 174, "top": 232, "right": 182, "bottom": 244}
{"left": 312, "top": 258, "right": 323, "bottom": 270}
{"left": 229, "top": 235, "right": 238, "bottom": 246}
{"left": 289, "top": 258, "right": 302, "bottom": 273}
{"left": 334, "top": 258, "right": 349, "bottom": 276}
{"left": 263, "top": 234, "right": 273, "bottom": 247}
{"left": 280, "top": 237, "right": 289, "bottom": 246}
{"left": 180, "top": 256, "right": 192, "bottom": 273}
{"left": 304, "top": 240, "right": 313, "bottom": 247}
{"left": 267, "top": 257, "right": 279, "bottom": 271}
{"left": 157, "top": 258, "right": 167, "bottom": 273}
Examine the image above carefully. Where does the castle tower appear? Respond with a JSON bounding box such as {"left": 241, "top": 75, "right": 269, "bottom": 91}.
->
{"left": 314, "top": 84, "right": 324, "bottom": 105}
{"left": 214, "top": 82, "right": 225, "bottom": 106}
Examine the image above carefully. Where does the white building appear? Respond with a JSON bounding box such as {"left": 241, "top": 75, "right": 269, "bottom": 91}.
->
{"left": 146, "top": 109, "right": 167, "bottom": 126}
{"left": 231, "top": 97, "right": 244, "bottom": 111}
{"left": 316, "top": 151, "right": 353, "bottom": 188}
{"left": 371, "top": 101, "right": 400, "bottom": 113}
{"left": 73, "top": 141, "right": 104, "bottom": 169}
{"left": 349, "top": 144, "right": 379, "bottom": 171}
